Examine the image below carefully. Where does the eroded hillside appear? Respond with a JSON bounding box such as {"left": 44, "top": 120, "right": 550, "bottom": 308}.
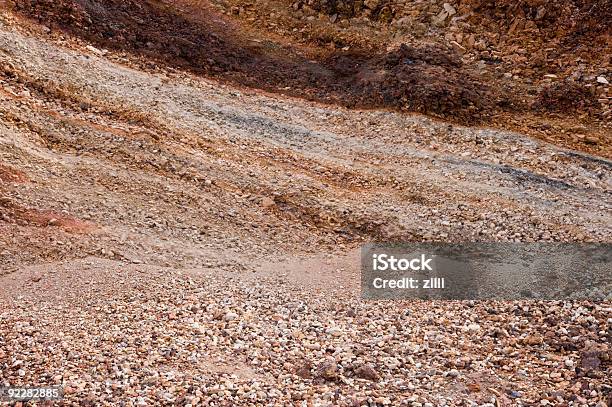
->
{"left": 0, "top": 2, "right": 610, "bottom": 406}
{"left": 6, "top": 0, "right": 611, "bottom": 156}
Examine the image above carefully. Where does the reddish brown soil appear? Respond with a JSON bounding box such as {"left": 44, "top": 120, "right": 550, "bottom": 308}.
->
{"left": 535, "top": 80, "right": 602, "bottom": 114}
{"left": 464, "top": 0, "right": 610, "bottom": 50}
{"left": 0, "top": 196, "right": 95, "bottom": 233}
{"left": 0, "top": 163, "right": 28, "bottom": 183}
{"left": 0, "top": 165, "right": 93, "bottom": 234}
{"left": 4, "top": 0, "right": 611, "bottom": 156}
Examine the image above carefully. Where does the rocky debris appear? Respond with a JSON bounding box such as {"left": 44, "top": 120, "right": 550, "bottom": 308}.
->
{"left": 7, "top": 0, "right": 611, "bottom": 136}
{"left": 522, "top": 334, "right": 544, "bottom": 346}
{"left": 0, "top": 164, "right": 28, "bottom": 183}
{"left": 0, "top": 12, "right": 610, "bottom": 272}
{"left": 535, "top": 80, "right": 601, "bottom": 114}
{"left": 0, "top": 8, "right": 610, "bottom": 407}
{"left": 85, "top": 44, "right": 104, "bottom": 56}
{"left": 1, "top": 261, "right": 611, "bottom": 405}
{"left": 298, "top": 0, "right": 395, "bottom": 22}
{"left": 294, "top": 360, "right": 313, "bottom": 379}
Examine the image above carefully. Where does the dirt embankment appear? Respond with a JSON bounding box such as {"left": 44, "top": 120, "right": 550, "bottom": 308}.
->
{"left": 0, "top": 10, "right": 609, "bottom": 270}
{"left": 213, "top": 0, "right": 611, "bottom": 118}
{"left": 0, "top": 7, "right": 610, "bottom": 405}
{"left": 6, "top": 0, "right": 497, "bottom": 121}
{"left": 5, "top": 0, "right": 611, "bottom": 157}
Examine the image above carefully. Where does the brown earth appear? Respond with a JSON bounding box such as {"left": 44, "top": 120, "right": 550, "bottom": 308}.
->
{"left": 5, "top": 0, "right": 611, "bottom": 157}
{"left": 0, "top": 2, "right": 610, "bottom": 406}
{"left": 0, "top": 163, "right": 27, "bottom": 182}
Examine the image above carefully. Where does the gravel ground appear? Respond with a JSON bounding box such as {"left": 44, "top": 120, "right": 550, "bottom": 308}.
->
{"left": 1, "top": 259, "right": 611, "bottom": 406}
{"left": 0, "top": 11, "right": 610, "bottom": 407}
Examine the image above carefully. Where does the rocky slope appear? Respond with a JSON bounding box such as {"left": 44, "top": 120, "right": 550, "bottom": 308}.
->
{"left": 6, "top": 0, "right": 611, "bottom": 156}
{"left": 0, "top": 3, "right": 610, "bottom": 407}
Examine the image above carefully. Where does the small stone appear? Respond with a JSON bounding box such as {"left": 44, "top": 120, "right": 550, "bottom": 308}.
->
{"left": 364, "top": 0, "right": 381, "bottom": 9}
{"left": 508, "top": 390, "right": 522, "bottom": 399}
{"left": 304, "top": 343, "right": 321, "bottom": 351}
{"left": 466, "top": 323, "right": 481, "bottom": 332}
{"left": 447, "top": 369, "right": 460, "bottom": 378}
{"left": 596, "top": 76, "right": 608, "bottom": 84}
{"left": 85, "top": 45, "right": 103, "bottom": 55}
{"left": 224, "top": 312, "right": 239, "bottom": 322}
{"left": 294, "top": 360, "right": 312, "bottom": 379}
{"left": 450, "top": 41, "right": 466, "bottom": 54}
{"left": 579, "top": 342, "right": 608, "bottom": 372}
{"left": 354, "top": 364, "right": 379, "bottom": 381}
{"left": 523, "top": 334, "right": 543, "bottom": 345}
{"left": 261, "top": 197, "right": 275, "bottom": 208}
{"left": 467, "top": 383, "right": 481, "bottom": 392}
{"left": 443, "top": 3, "right": 456, "bottom": 16}
{"left": 432, "top": 11, "right": 449, "bottom": 26}
{"left": 316, "top": 358, "right": 338, "bottom": 381}
{"left": 326, "top": 327, "right": 342, "bottom": 337}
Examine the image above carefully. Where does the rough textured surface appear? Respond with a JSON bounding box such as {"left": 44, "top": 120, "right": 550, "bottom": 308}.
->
{"left": 0, "top": 5, "right": 610, "bottom": 407}
{"left": 5, "top": 0, "right": 611, "bottom": 156}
